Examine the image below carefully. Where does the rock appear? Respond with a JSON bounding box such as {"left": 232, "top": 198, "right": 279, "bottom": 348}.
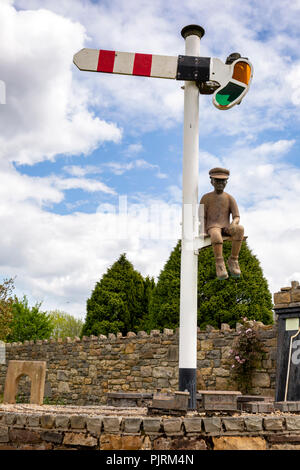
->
{"left": 123, "top": 417, "right": 142, "bottom": 434}
{"left": 252, "top": 372, "right": 270, "bottom": 388}
{"left": 100, "top": 434, "right": 144, "bottom": 450}
{"left": 286, "top": 417, "right": 300, "bottom": 430}
{"left": 40, "top": 414, "right": 55, "bottom": 429}
{"left": 57, "top": 370, "right": 68, "bottom": 381}
{"left": 5, "top": 413, "right": 16, "bottom": 425}
{"left": 86, "top": 417, "right": 103, "bottom": 436}
{"left": 16, "top": 414, "right": 27, "bottom": 427}
{"left": 63, "top": 432, "right": 97, "bottom": 447}
{"left": 222, "top": 418, "right": 245, "bottom": 432}
{"left": 202, "top": 417, "right": 222, "bottom": 433}
{"left": 244, "top": 416, "right": 263, "bottom": 432}
{"left": 183, "top": 418, "right": 202, "bottom": 433}
{"left": 142, "top": 418, "right": 162, "bottom": 434}
{"left": 9, "top": 428, "right": 41, "bottom": 444}
{"left": 27, "top": 414, "right": 40, "bottom": 427}
{"left": 263, "top": 417, "right": 284, "bottom": 431}
{"left": 153, "top": 367, "right": 174, "bottom": 378}
{"left": 0, "top": 426, "right": 9, "bottom": 443}
{"left": 201, "top": 340, "right": 213, "bottom": 351}
{"left": 163, "top": 418, "right": 183, "bottom": 435}
{"left": 103, "top": 417, "right": 122, "bottom": 433}
{"left": 55, "top": 415, "right": 70, "bottom": 429}
{"left": 124, "top": 344, "right": 135, "bottom": 354}
{"left": 70, "top": 415, "right": 86, "bottom": 429}
{"left": 58, "top": 381, "right": 70, "bottom": 393}
{"left": 153, "top": 437, "right": 207, "bottom": 450}
{"left": 213, "top": 436, "right": 267, "bottom": 450}
{"left": 40, "top": 431, "right": 63, "bottom": 444}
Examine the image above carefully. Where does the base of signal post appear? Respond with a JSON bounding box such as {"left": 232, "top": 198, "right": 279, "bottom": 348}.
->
{"left": 179, "top": 24, "right": 205, "bottom": 410}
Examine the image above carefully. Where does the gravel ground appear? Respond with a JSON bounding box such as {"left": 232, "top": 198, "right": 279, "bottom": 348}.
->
{"left": 0, "top": 403, "right": 296, "bottom": 418}
{"left": 0, "top": 403, "right": 149, "bottom": 417}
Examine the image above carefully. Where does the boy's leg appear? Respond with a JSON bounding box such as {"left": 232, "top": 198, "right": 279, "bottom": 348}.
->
{"left": 227, "top": 224, "right": 244, "bottom": 277}
{"left": 208, "top": 227, "right": 228, "bottom": 280}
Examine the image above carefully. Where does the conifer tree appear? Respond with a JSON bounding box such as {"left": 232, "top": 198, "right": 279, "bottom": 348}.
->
{"left": 82, "top": 254, "right": 151, "bottom": 336}
{"left": 148, "top": 240, "right": 273, "bottom": 330}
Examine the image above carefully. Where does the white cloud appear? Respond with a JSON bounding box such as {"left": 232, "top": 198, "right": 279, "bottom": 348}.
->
{"left": 51, "top": 176, "right": 116, "bottom": 195}
{"left": 0, "top": 2, "right": 122, "bottom": 166}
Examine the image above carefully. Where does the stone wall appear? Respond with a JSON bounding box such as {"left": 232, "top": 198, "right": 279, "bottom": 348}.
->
{"left": 0, "top": 405, "right": 300, "bottom": 450}
{"left": 0, "top": 323, "right": 277, "bottom": 405}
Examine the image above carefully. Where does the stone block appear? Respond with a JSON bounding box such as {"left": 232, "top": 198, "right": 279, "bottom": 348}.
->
{"left": 244, "top": 416, "right": 263, "bottom": 432}
{"left": 5, "top": 414, "right": 16, "bottom": 426}
{"left": 9, "top": 428, "right": 41, "bottom": 444}
{"left": 103, "top": 416, "right": 122, "bottom": 433}
{"left": 200, "top": 391, "right": 240, "bottom": 411}
{"left": 40, "top": 431, "right": 63, "bottom": 444}
{"left": 15, "top": 414, "right": 27, "bottom": 427}
{"left": 0, "top": 427, "right": 9, "bottom": 443}
{"left": 263, "top": 417, "right": 284, "bottom": 431}
{"left": 153, "top": 367, "right": 174, "bottom": 378}
{"left": 183, "top": 418, "right": 202, "bottom": 433}
{"left": 57, "top": 370, "right": 68, "bottom": 381}
{"left": 213, "top": 367, "right": 230, "bottom": 377}
{"left": 251, "top": 372, "right": 270, "bottom": 388}
{"left": 285, "top": 416, "right": 300, "bottom": 431}
{"left": 70, "top": 415, "right": 86, "bottom": 429}
{"left": 26, "top": 414, "right": 40, "bottom": 427}
{"left": 55, "top": 415, "right": 70, "bottom": 429}
{"left": 222, "top": 418, "right": 245, "bottom": 432}
{"left": 213, "top": 436, "right": 267, "bottom": 450}
{"left": 291, "top": 291, "right": 300, "bottom": 302}
{"left": 201, "top": 340, "right": 213, "bottom": 351}
{"left": 162, "top": 418, "right": 183, "bottom": 435}
{"left": 40, "top": 414, "right": 55, "bottom": 429}
{"left": 202, "top": 417, "right": 222, "bottom": 433}
{"left": 142, "top": 418, "right": 162, "bottom": 434}
{"left": 58, "top": 381, "right": 70, "bottom": 393}
{"left": 63, "top": 432, "right": 97, "bottom": 447}
{"left": 153, "top": 436, "right": 207, "bottom": 450}
{"left": 123, "top": 417, "right": 142, "bottom": 434}
{"left": 274, "top": 291, "right": 291, "bottom": 305}
{"left": 100, "top": 434, "right": 145, "bottom": 450}
{"left": 86, "top": 417, "right": 103, "bottom": 436}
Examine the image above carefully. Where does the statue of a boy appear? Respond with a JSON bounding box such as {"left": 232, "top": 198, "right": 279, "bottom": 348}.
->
{"left": 199, "top": 167, "right": 244, "bottom": 280}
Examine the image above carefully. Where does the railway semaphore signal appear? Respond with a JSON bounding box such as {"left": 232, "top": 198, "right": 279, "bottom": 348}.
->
{"left": 73, "top": 25, "right": 253, "bottom": 409}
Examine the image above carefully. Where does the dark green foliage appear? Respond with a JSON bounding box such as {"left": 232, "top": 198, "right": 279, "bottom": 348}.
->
{"left": 7, "top": 296, "right": 53, "bottom": 342}
{"left": 0, "top": 278, "right": 14, "bottom": 341}
{"left": 82, "top": 254, "right": 153, "bottom": 336}
{"left": 148, "top": 240, "right": 273, "bottom": 330}
{"left": 146, "top": 242, "right": 181, "bottom": 331}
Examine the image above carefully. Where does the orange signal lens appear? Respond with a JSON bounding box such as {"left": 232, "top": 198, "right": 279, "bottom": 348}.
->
{"left": 232, "top": 61, "right": 251, "bottom": 85}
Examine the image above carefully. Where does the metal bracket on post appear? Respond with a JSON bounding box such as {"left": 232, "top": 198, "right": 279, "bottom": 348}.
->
{"left": 176, "top": 56, "right": 210, "bottom": 82}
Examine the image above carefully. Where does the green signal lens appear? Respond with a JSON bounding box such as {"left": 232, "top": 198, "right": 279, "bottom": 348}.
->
{"left": 215, "top": 82, "right": 245, "bottom": 107}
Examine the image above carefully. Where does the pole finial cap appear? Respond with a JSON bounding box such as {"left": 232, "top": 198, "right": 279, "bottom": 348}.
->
{"left": 181, "top": 25, "right": 205, "bottom": 39}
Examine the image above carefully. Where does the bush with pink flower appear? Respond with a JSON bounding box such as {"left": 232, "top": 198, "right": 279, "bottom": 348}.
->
{"left": 229, "top": 318, "right": 266, "bottom": 393}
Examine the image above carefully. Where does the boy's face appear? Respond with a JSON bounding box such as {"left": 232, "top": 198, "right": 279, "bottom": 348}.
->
{"left": 211, "top": 177, "right": 228, "bottom": 193}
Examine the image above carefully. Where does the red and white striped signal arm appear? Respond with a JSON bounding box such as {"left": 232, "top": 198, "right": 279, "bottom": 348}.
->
{"left": 73, "top": 48, "right": 178, "bottom": 79}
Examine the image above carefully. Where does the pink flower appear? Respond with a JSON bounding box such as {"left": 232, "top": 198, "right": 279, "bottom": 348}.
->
{"left": 245, "top": 328, "right": 252, "bottom": 334}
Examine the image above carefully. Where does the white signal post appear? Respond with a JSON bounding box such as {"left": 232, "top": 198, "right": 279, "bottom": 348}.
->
{"left": 179, "top": 25, "right": 204, "bottom": 409}
{"left": 73, "top": 25, "right": 253, "bottom": 410}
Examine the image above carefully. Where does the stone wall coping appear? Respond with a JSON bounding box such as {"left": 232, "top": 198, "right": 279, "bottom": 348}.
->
{"left": 2, "top": 410, "right": 300, "bottom": 437}
{"left": 1, "top": 323, "right": 277, "bottom": 348}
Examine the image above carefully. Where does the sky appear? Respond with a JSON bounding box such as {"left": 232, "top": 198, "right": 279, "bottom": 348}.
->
{"left": 1, "top": 0, "right": 300, "bottom": 319}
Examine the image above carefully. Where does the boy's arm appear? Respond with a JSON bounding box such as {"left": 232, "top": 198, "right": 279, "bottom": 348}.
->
{"left": 229, "top": 195, "right": 240, "bottom": 225}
